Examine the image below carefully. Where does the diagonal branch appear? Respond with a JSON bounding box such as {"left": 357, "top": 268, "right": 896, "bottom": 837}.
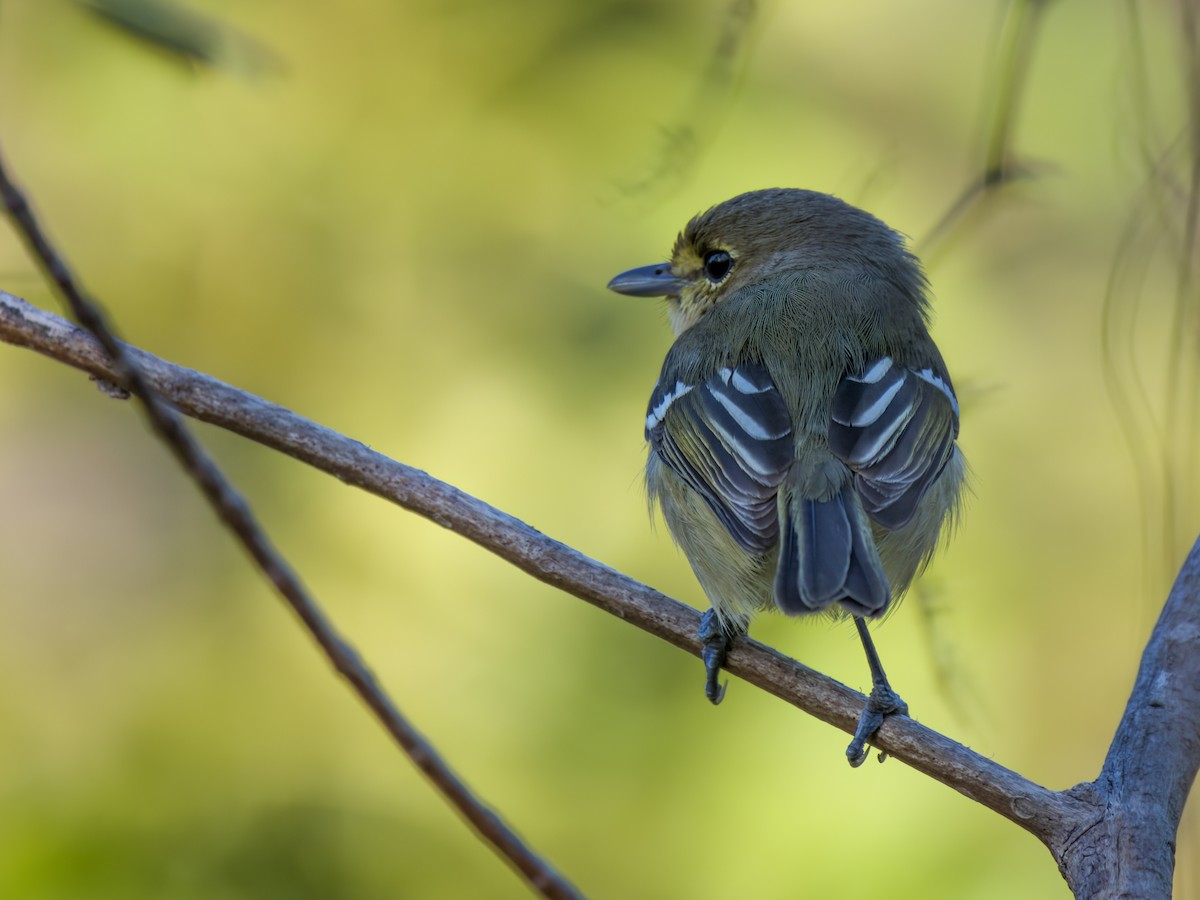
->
{"left": 0, "top": 162, "right": 582, "bottom": 900}
{"left": 7, "top": 285, "right": 1200, "bottom": 894}
{"left": 0, "top": 287, "right": 1099, "bottom": 846}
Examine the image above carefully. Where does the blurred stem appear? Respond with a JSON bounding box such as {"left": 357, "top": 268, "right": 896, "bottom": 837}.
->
{"left": 617, "top": 0, "right": 763, "bottom": 204}
{"left": 1101, "top": 167, "right": 1172, "bottom": 605}
{"left": 1166, "top": 1, "right": 1200, "bottom": 567}
{"left": 983, "top": 0, "right": 1044, "bottom": 179}
{"left": 0, "top": 155, "right": 583, "bottom": 900}
{"left": 920, "top": 0, "right": 1050, "bottom": 257}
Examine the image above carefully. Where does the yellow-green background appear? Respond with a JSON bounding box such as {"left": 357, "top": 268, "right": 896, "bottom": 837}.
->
{"left": 1, "top": 1, "right": 1196, "bottom": 897}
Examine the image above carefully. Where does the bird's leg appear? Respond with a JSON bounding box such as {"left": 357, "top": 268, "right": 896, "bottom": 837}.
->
{"left": 698, "top": 608, "right": 740, "bottom": 705}
{"left": 846, "top": 616, "right": 908, "bottom": 767}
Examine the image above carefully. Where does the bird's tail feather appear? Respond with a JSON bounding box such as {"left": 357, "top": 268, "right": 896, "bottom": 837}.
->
{"left": 774, "top": 483, "right": 890, "bottom": 618}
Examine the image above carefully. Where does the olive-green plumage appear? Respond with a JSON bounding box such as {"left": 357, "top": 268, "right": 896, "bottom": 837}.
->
{"left": 610, "top": 188, "right": 966, "bottom": 639}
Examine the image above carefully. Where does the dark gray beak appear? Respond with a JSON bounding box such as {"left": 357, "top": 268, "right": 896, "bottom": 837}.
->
{"left": 607, "top": 263, "right": 686, "bottom": 297}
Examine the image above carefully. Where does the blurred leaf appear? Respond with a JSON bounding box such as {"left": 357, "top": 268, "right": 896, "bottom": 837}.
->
{"left": 72, "top": 0, "right": 281, "bottom": 75}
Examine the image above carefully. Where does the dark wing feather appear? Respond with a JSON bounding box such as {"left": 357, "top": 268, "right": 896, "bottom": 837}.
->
{"left": 647, "top": 364, "right": 793, "bottom": 553}
{"left": 828, "top": 357, "right": 959, "bottom": 530}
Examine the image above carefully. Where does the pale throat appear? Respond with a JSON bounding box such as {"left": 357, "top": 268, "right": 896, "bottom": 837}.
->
{"left": 667, "top": 292, "right": 716, "bottom": 337}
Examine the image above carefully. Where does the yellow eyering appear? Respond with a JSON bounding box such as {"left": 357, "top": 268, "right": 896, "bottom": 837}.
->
{"left": 668, "top": 242, "right": 734, "bottom": 336}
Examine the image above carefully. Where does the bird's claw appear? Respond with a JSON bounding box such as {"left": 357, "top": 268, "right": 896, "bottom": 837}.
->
{"left": 698, "top": 609, "right": 731, "bottom": 706}
{"left": 705, "top": 668, "right": 727, "bottom": 705}
{"left": 846, "top": 682, "right": 908, "bottom": 767}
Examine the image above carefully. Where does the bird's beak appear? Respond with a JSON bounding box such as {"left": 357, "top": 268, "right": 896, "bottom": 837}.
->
{"left": 607, "top": 263, "right": 687, "bottom": 297}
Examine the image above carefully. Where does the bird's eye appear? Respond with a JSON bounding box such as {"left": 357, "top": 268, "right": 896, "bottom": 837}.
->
{"left": 703, "top": 250, "right": 733, "bottom": 283}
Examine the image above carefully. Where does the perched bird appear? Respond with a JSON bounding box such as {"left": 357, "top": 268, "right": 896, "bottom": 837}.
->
{"left": 608, "top": 188, "right": 966, "bottom": 765}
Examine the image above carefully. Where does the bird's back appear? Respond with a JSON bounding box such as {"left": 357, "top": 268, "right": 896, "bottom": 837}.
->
{"left": 647, "top": 267, "right": 964, "bottom": 628}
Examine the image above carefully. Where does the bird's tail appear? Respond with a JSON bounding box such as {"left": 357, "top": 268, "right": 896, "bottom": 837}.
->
{"left": 773, "top": 482, "right": 890, "bottom": 618}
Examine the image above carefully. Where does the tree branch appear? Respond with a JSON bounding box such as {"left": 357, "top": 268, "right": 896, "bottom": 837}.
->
{"left": 0, "top": 288, "right": 1101, "bottom": 839}
{"left": 6, "top": 285, "right": 1200, "bottom": 894}
{"left": 1058, "top": 539, "right": 1200, "bottom": 897}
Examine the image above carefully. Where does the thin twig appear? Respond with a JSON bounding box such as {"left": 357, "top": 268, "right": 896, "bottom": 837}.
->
{"left": 0, "top": 158, "right": 582, "bottom": 900}
{"left": 616, "top": 0, "right": 760, "bottom": 204}
{"left": 919, "top": 0, "right": 1052, "bottom": 256}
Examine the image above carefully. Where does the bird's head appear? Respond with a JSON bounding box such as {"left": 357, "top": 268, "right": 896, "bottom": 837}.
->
{"left": 608, "top": 188, "right": 918, "bottom": 336}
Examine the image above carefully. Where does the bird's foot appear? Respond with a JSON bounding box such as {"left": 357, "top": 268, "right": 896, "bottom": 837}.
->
{"left": 697, "top": 609, "right": 731, "bottom": 705}
{"left": 846, "top": 681, "right": 908, "bottom": 767}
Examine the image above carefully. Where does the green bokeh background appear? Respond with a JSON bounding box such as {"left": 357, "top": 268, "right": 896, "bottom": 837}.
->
{"left": 1, "top": 1, "right": 1197, "bottom": 897}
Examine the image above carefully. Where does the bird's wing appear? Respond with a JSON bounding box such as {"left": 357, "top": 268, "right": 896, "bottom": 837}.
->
{"left": 647, "top": 363, "right": 793, "bottom": 554}
{"left": 827, "top": 356, "right": 960, "bottom": 530}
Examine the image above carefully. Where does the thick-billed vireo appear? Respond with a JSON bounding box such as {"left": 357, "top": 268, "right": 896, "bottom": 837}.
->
{"left": 608, "top": 188, "right": 966, "bottom": 766}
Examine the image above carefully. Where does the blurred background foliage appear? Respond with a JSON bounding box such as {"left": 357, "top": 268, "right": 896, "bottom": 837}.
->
{"left": 1, "top": 0, "right": 1198, "bottom": 897}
